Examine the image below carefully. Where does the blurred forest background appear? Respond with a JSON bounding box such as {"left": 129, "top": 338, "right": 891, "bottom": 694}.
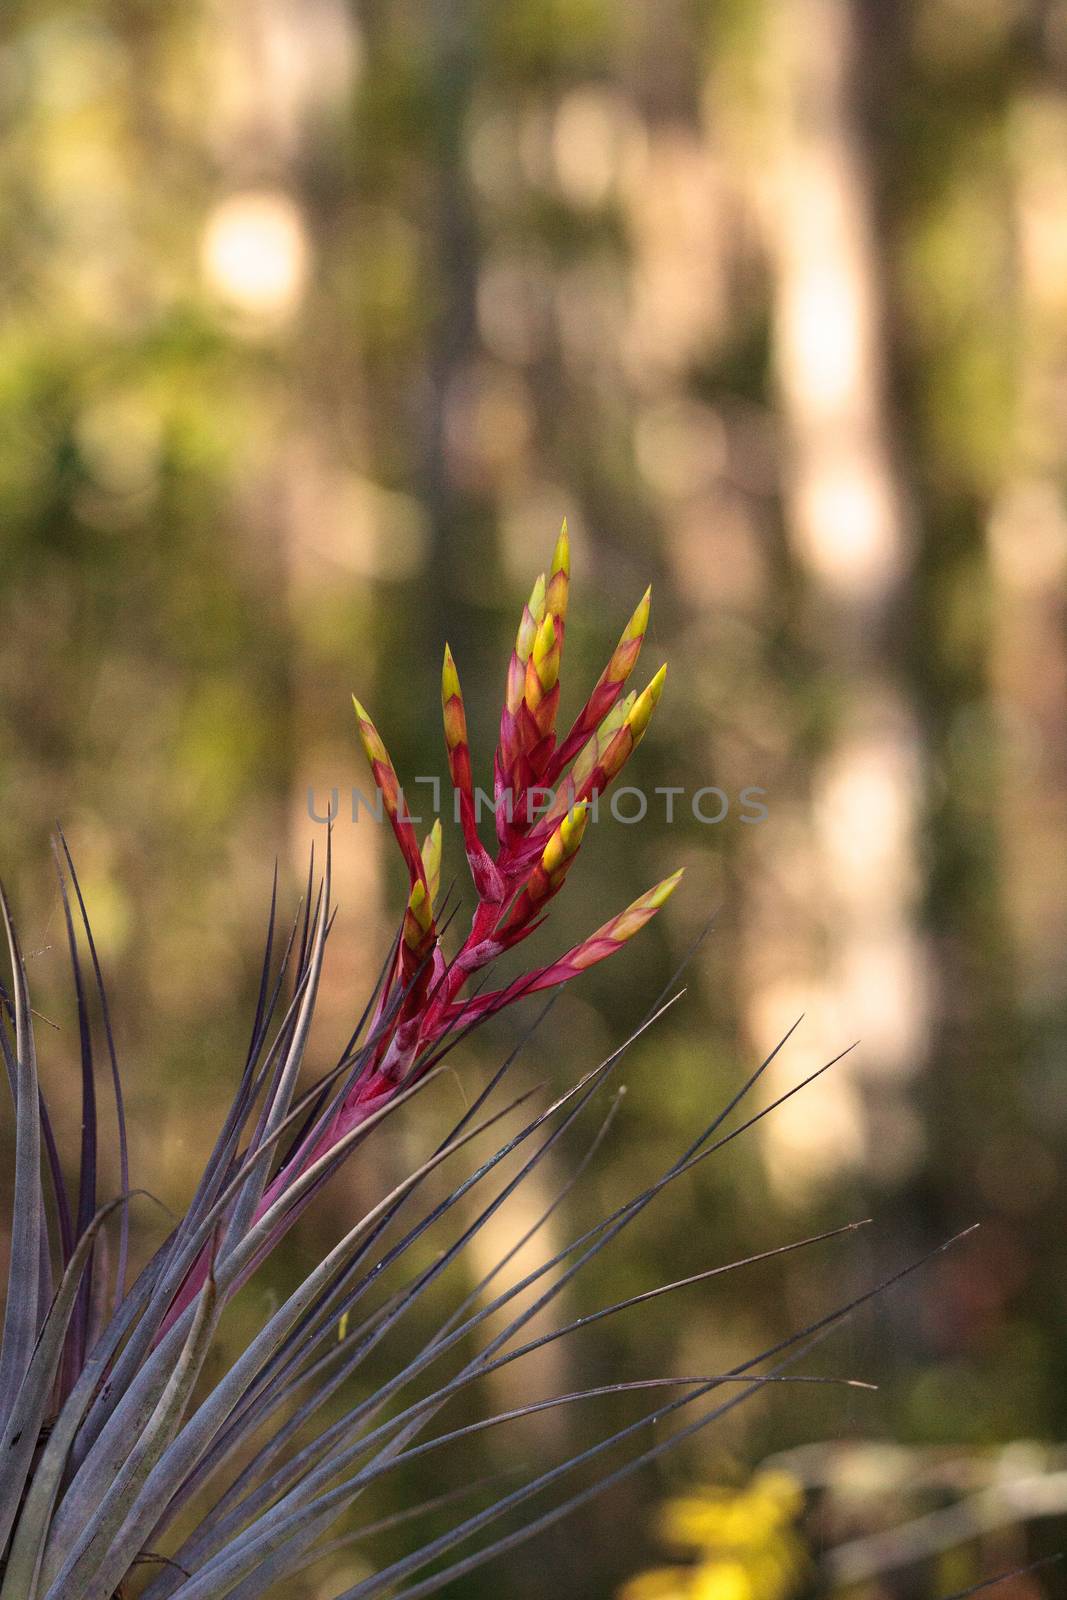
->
{"left": 2, "top": 0, "right": 1067, "bottom": 1596}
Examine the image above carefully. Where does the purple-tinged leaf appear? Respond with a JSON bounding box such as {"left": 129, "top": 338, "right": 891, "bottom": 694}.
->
{"left": 41, "top": 1264, "right": 220, "bottom": 1600}
{"left": 0, "top": 1198, "right": 125, "bottom": 1568}
{"left": 0, "top": 885, "right": 42, "bottom": 1437}
{"left": 58, "top": 828, "right": 131, "bottom": 1316}
{"left": 52, "top": 843, "right": 97, "bottom": 1396}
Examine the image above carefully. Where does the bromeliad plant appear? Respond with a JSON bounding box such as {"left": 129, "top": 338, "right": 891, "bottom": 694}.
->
{"left": 0, "top": 526, "right": 888, "bottom": 1600}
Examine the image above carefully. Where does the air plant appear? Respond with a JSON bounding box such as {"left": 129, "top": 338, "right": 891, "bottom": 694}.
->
{"left": 0, "top": 525, "right": 943, "bottom": 1600}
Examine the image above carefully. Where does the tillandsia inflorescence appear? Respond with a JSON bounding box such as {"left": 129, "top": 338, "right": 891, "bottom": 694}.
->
{"left": 0, "top": 527, "right": 907, "bottom": 1600}
{"left": 350, "top": 519, "right": 678, "bottom": 1098}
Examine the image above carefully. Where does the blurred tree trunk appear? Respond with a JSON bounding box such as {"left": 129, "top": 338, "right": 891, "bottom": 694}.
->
{"left": 990, "top": 86, "right": 1067, "bottom": 1038}
{"left": 744, "top": 0, "right": 931, "bottom": 1209}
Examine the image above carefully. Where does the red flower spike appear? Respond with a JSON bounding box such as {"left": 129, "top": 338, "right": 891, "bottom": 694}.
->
{"left": 540, "top": 690, "right": 638, "bottom": 833}
{"left": 497, "top": 571, "right": 548, "bottom": 805}
{"left": 547, "top": 583, "right": 652, "bottom": 783}
{"left": 522, "top": 867, "right": 685, "bottom": 988}
{"left": 519, "top": 528, "right": 569, "bottom": 765}
{"left": 352, "top": 694, "right": 425, "bottom": 886}
{"left": 497, "top": 801, "right": 589, "bottom": 938}
{"left": 521, "top": 612, "right": 561, "bottom": 752}
{"left": 442, "top": 645, "right": 505, "bottom": 903}
{"left": 565, "top": 867, "right": 684, "bottom": 967}
{"left": 445, "top": 867, "right": 685, "bottom": 1026}
{"left": 573, "top": 690, "right": 636, "bottom": 788}
{"left": 572, "top": 663, "right": 667, "bottom": 804}
{"left": 524, "top": 864, "right": 684, "bottom": 985}
{"left": 401, "top": 819, "right": 442, "bottom": 980}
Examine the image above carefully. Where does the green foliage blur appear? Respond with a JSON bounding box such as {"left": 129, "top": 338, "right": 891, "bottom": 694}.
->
{"left": 2, "top": 0, "right": 1067, "bottom": 1595}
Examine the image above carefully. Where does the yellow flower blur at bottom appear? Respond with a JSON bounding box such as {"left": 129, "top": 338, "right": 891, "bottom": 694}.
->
{"left": 617, "top": 1472, "right": 808, "bottom": 1600}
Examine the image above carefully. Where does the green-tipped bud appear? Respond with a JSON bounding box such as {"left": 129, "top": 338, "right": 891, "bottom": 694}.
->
{"left": 625, "top": 664, "right": 667, "bottom": 743}
{"left": 441, "top": 644, "right": 467, "bottom": 754}
{"left": 638, "top": 866, "right": 684, "bottom": 913}
{"left": 603, "top": 690, "right": 637, "bottom": 738}
{"left": 580, "top": 667, "right": 663, "bottom": 792}
{"left": 601, "top": 867, "right": 684, "bottom": 948}
{"left": 521, "top": 864, "right": 685, "bottom": 989}
{"left": 623, "top": 585, "right": 651, "bottom": 645}
{"left": 551, "top": 518, "right": 570, "bottom": 579}
{"left": 441, "top": 643, "right": 461, "bottom": 706}
{"left": 541, "top": 800, "right": 589, "bottom": 880}
{"left": 531, "top": 613, "right": 559, "bottom": 693}
{"left": 600, "top": 585, "right": 651, "bottom": 693}
{"left": 573, "top": 692, "right": 636, "bottom": 788}
{"left": 353, "top": 692, "right": 427, "bottom": 884}
{"left": 352, "top": 695, "right": 390, "bottom": 769}
{"left": 499, "top": 796, "right": 590, "bottom": 931}
{"left": 516, "top": 573, "right": 547, "bottom": 663}
{"left": 403, "top": 877, "right": 434, "bottom": 953}
{"left": 421, "top": 818, "right": 442, "bottom": 908}
{"left": 571, "top": 867, "right": 684, "bottom": 968}
{"left": 546, "top": 518, "right": 570, "bottom": 627}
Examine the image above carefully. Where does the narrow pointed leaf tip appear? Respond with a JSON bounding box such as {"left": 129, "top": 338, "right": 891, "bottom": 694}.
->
{"left": 441, "top": 643, "right": 505, "bottom": 905}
